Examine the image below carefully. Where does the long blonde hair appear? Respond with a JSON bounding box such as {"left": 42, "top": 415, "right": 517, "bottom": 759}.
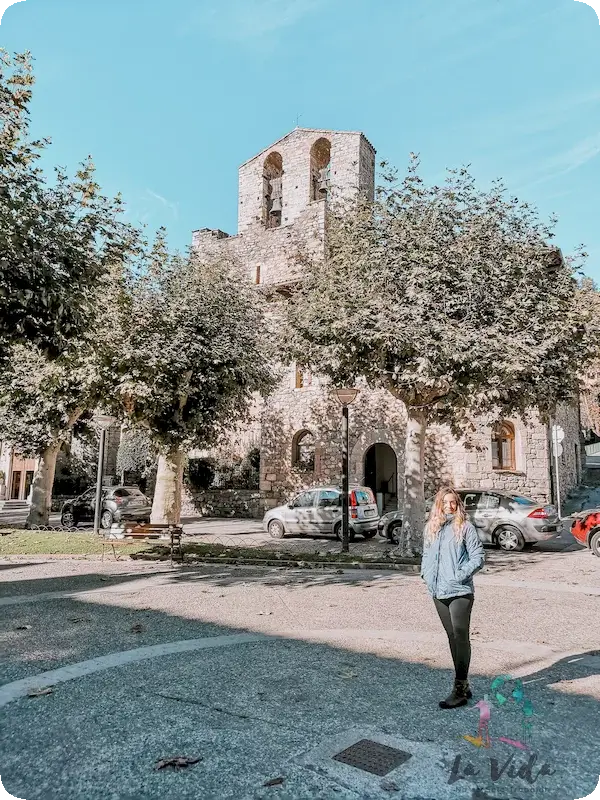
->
{"left": 425, "top": 486, "right": 467, "bottom": 543}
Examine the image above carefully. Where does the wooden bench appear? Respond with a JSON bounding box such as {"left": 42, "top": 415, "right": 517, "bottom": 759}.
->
{"left": 101, "top": 523, "right": 184, "bottom": 563}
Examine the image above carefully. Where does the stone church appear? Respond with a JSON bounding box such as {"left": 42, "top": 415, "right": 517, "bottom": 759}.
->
{"left": 192, "top": 127, "right": 583, "bottom": 515}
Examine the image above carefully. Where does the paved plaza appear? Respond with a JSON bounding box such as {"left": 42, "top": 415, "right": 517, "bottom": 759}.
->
{"left": 0, "top": 534, "right": 599, "bottom": 800}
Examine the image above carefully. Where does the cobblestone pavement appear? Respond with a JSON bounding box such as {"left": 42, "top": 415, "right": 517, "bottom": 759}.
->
{"left": 0, "top": 539, "right": 598, "bottom": 800}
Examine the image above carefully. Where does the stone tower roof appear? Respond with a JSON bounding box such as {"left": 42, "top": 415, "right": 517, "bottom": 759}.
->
{"left": 239, "top": 127, "right": 376, "bottom": 168}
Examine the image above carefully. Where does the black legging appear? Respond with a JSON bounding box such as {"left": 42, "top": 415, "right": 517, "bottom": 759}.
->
{"left": 433, "top": 594, "right": 474, "bottom": 681}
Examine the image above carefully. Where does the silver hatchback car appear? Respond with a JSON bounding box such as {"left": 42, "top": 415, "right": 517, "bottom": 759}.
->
{"left": 377, "top": 489, "right": 561, "bottom": 552}
{"left": 263, "top": 486, "right": 380, "bottom": 540}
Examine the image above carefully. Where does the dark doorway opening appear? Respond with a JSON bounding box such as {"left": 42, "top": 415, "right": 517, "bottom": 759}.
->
{"left": 10, "top": 470, "right": 21, "bottom": 500}
{"left": 364, "top": 443, "right": 398, "bottom": 514}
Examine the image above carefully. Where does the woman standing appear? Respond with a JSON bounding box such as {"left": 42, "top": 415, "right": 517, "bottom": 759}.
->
{"left": 420, "top": 487, "right": 485, "bottom": 709}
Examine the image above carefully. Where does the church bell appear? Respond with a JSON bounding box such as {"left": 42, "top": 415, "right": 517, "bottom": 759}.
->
{"left": 270, "top": 197, "right": 282, "bottom": 213}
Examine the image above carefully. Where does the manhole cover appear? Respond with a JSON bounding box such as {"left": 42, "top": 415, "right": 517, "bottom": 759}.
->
{"left": 332, "top": 739, "right": 412, "bottom": 776}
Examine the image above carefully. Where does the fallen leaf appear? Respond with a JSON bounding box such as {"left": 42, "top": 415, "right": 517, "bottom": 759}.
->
{"left": 27, "top": 687, "right": 54, "bottom": 698}
{"left": 68, "top": 617, "right": 91, "bottom": 623}
{"left": 131, "top": 623, "right": 145, "bottom": 633}
{"left": 263, "top": 776, "right": 285, "bottom": 787}
{"left": 154, "top": 756, "right": 202, "bottom": 771}
{"left": 15, "top": 624, "right": 32, "bottom": 631}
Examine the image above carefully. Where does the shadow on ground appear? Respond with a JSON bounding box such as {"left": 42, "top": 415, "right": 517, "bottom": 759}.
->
{"left": 0, "top": 567, "right": 598, "bottom": 799}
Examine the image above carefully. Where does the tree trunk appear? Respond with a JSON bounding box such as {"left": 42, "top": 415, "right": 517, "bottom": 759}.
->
{"left": 26, "top": 441, "right": 61, "bottom": 528}
{"left": 151, "top": 446, "right": 184, "bottom": 525}
{"left": 401, "top": 406, "right": 428, "bottom": 557}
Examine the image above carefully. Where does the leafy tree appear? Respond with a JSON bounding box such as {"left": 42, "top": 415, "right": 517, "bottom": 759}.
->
{"left": 116, "top": 428, "right": 156, "bottom": 484}
{"left": 0, "top": 265, "right": 132, "bottom": 526}
{"left": 109, "top": 234, "right": 277, "bottom": 524}
{"left": 0, "top": 344, "right": 94, "bottom": 525}
{"left": 285, "top": 156, "right": 596, "bottom": 554}
{"left": 0, "top": 50, "right": 136, "bottom": 358}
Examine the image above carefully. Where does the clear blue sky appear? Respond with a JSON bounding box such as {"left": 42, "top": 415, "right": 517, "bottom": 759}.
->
{"left": 3, "top": 0, "right": 600, "bottom": 278}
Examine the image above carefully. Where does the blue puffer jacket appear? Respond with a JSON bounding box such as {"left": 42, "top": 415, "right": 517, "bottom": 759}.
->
{"left": 420, "top": 518, "right": 485, "bottom": 600}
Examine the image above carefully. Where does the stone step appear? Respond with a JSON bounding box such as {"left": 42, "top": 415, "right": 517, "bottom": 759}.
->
{"left": 1, "top": 501, "right": 29, "bottom": 510}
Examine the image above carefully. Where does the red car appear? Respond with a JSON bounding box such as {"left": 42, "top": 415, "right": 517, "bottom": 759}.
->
{"left": 570, "top": 509, "right": 600, "bottom": 557}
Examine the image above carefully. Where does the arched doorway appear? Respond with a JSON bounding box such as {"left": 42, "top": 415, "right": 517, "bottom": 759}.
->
{"left": 364, "top": 443, "right": 397, "bottom": 514}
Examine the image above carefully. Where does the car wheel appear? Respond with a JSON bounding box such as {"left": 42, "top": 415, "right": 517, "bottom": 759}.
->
{"left": 61, "top": 511, "right": 75, "bottom": 529}
{"left": 268, "top": 519, "right": 285, "bottom": 539}
{"left": 590, "top": 530, "right": 600, "bottom": 557}
{"left": 496, "top": 525, "right": 525, "bottom": 552}
{"left": 363, "top": 530, "right": 377, "bottom": 539}
{"left": 387, "top": 521, "right": 402, "bottom": 542}
{"left": 100, "top": 510, "right": 114, "bottom": 530}
{"left": 334, "top": 522, "right": 355, "bottom": 542}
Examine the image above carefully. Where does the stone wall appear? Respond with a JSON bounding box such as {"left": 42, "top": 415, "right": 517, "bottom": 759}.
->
{"left": 260, "top": 378, "right": 408, "bottom": 508}
{"left": 553, "top": 399, "right": 584, "bottom": 503}
{"left": 193, "top": 201, "right": 325, "bottom": 287}
{"left": 181, "top": 488, "right": 264, "bottom": 519}
{"left": 260, "top": 385, "right": 583, "bottom": 510}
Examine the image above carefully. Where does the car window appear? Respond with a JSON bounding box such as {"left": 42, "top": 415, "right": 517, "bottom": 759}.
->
{"left": 351, "top": 488, "right": 375, "bottom": 506}
{"left": 507, "top": 494, "right": 536, "bottom": 505}
{"left": 480, "top": 493, "right": 501, "bottom": 510}
{"left": 79, "top": 489, "right": 95, "bottom": 501}
{"left": 293, "top": 491, "right": 317, "bottom": 508}
{"left": 461, "top": 492, "right": 482, "bottom": 511}
{"left": 113, "top": 488, "right": 131, "bottom": 498}
{"left": 318, "top": 490, "right": 340, "bottom": 508}
{"left": 124, "top": 487, "right": 143, "bottom": 496}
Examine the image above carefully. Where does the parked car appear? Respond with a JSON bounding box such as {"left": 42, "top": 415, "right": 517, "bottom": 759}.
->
{"left": 569, "top": 509, "right": 600, "bottom": 556}
{"left": 263, "top": 486, "right": 379, "bottom": 540}
{"left": 377, "top": 510, "right": 403, "bottom": 543}
{"left": 60, "top": 486, "right": 152, "bottom": 529}
{"left": 377, "top": 489, "right": 561, "bottom": 552}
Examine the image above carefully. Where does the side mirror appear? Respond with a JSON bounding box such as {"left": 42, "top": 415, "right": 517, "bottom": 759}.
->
{"left": 288, "top": 502, "right": 294, "bottom": 509}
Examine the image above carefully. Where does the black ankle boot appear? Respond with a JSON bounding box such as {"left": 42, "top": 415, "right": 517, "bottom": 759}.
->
{"left": 439, "top": 679, "right": 470, "bottom": 709}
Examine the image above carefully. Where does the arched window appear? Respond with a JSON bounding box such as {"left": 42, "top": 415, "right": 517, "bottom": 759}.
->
{"left": 491, "top": 422, "right": 516, "bottom": 471}
{"left": 263, "top": 152, "right": 283, "bottom": 229}
{"left": 292, "top": 430, "right": 315, "bottom": 472}
{"left": 310, "top": 138, "right": 331, "bottom": 201}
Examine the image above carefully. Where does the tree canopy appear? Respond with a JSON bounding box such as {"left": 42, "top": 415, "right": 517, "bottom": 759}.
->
{"left": 108, "top": 234, "right": 277, "bottom": 522}
{"left": 0, "top": 50, "right": 138, "bottom": 358}
{"left": 285, "top": 156, "right": 596, "bottom": 553}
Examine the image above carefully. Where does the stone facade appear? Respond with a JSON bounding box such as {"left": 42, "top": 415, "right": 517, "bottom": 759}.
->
{"left": 181, "top": 488, "right": 264, "bottom": 519}
{"left": 192, "top": 127, "right": 584, "bottom": 516}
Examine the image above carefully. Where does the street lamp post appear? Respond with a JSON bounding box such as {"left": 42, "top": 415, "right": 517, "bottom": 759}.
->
{"left": 334, "top": 388, "right": 359, "bottom": 553}
{"left": 93, "top": 413, "right": 116, "bottom": 535}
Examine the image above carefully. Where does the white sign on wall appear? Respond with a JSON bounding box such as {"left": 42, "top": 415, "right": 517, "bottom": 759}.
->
{"left": 552, "top": 424, "right": 565, "bottom": 458}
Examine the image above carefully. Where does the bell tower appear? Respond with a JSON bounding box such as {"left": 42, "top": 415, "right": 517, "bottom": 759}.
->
{"left": 192, "top": 127, "right": 376, "bottom": 288}
{"left": 236, "top": 128, "right": 376, "bottom": 234}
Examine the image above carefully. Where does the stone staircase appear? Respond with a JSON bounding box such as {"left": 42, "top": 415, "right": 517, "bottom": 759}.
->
{"left": 0, "top": 500, "right": 29, "bottom": 513}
